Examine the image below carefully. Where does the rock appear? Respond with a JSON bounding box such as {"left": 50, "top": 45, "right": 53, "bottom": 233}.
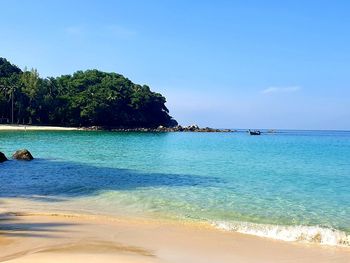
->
{"left": 0, "top": 152, "right": 8, "bottom": 163}
{"left": 12, "top": 149, "right": 34, "bottom": 161}
{"left": 173, "top": 125, "right": 183, "bottom": 131}
{"left": 202, "top": 127, "right": 215, "bottom": 132}
{"left": 157, "top": 125, "right": 167, "bottom": 132}
{"left": 188, "top": 124, "right": 199, "bottom": 131}
{"left": 83, "top": 126, "right": 103, "bottom": 131}
{"left": 94, "top": 125, "right": 233, "bottom": 133}
{"left": 183, "top": 124, "right": 199, "bottom": 131}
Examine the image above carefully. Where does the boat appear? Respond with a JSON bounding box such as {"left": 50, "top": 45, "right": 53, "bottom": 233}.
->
{"left": 249, "top": 129, "right": 261, "bottom": 135}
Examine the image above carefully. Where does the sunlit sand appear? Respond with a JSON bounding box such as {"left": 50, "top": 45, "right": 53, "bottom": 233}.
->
{"left": 0, "top": 212, "right": 349, "bottom": 263}
{"left": 0, "top": 125, "right": 79, "bottom": 131}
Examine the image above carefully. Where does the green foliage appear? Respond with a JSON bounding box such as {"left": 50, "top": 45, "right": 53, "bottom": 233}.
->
{"left": 0, "top": 58, "right": 22, "bottom": 77}
{"left": 0, "top": 58, "right": 177, "bottom": 127}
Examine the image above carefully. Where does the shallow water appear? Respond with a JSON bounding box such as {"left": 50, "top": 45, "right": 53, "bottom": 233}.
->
{"left": 1, "top": 130, "right": 350, "bottom": 245}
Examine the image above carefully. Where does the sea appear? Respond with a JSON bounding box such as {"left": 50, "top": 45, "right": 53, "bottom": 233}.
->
{"left": 1, "top": 130, "right": 349, "bottom": 246}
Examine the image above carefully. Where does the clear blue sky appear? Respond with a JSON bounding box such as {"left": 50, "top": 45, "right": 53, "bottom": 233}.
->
{"left": 1, "top": 0, "right": 349, "bottom": 129}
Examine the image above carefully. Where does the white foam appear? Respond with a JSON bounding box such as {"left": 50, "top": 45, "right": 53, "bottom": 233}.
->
{"left": 212, "top": 221, "right": 350, "bottom": 247}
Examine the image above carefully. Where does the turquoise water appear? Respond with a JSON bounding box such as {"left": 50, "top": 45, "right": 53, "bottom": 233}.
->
{"left": 1, "top": 130, "right": 350, "bottom": 245}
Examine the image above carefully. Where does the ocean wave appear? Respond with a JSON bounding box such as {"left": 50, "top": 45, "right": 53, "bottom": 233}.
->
{"left": 212, "top": 221, "right": 350, "bottom": 247}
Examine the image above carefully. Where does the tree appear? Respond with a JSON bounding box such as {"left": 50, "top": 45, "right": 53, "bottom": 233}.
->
{"left": 0, "top": 59, "right": 22, "bottom": 123}
{"left": 0, "top": 57, "right": 177, "bottom": 128}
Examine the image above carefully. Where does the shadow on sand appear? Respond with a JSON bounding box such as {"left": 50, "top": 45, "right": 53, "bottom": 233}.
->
{"left": 0, "top": 212, "right": 75, "bottom": 239}
{"left": 0, "top": 159, "right": 225, "bottom": 243}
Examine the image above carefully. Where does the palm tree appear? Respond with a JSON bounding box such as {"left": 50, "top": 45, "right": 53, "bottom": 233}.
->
{"left": 0, "top": 82, "right": 17, "bottom": 124}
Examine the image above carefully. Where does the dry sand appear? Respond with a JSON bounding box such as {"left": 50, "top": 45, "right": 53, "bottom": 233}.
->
{"left": 0, "top": 212, "right": 349, "bottom": 263}
{"left": 0, "top": 125, "right": 79, "bottom": 131}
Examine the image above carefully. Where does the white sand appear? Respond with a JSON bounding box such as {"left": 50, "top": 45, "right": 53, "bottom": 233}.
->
{"left": 0, "top": 212, "right": 349, "bottom": 263}
{"left": 0, "top": 125, "right": 79, "bottom": 131}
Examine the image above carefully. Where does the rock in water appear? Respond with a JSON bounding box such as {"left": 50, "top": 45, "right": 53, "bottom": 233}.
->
{"left": 0, "top": 152, "right": 8, "bottom": 163}
{"left": 12, "top": 149, "right": 34, "bottom": 161}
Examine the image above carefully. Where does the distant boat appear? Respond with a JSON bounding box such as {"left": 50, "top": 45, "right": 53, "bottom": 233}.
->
{"left": 249, "top": 130, "right": 261, "bottom": 135}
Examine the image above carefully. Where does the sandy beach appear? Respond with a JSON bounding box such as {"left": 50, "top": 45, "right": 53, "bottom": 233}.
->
{"left": 0, "top": 212, "right": 349, "bottom": 263}
{"left": 0, "top": 125, "right": 79, "bottom": 131}
{"left": 1, "top": 1, "right": 350, "bottom": 262}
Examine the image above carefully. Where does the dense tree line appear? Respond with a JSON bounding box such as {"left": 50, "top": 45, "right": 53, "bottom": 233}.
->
{"left": 0, "top": 58, "right": 177, "bottom": 128}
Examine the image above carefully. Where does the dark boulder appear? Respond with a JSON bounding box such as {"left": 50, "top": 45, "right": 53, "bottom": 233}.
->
{"left": 0, "top": 152, "right": 8, "bottom": 163}
{"left": 12, "top": 149, "right": 34, "bottom": 161}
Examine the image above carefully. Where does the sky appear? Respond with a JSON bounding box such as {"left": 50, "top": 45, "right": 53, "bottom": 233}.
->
{"left": 0, "top": 0, "right": 349, "bottom": 130}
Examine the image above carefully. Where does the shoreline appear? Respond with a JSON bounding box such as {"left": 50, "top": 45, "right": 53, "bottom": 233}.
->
{"left": 0, "top": 124, "right": 234, "bottom": 132}
{"left": 1, "top": 197, "right": 349, "bottom": 249}
{"left": 1, "top": 211, "right": 350, "bottom": 263}
{"left": 0, "top": 125, "right": 79, "bottom": 131}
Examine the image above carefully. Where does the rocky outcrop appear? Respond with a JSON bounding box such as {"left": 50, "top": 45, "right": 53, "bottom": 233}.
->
{"left": 82, "top": 124, "right": 234, "bottom": 133}
{"left": 0, "top": 152, "right": 8, "bottom": 163}
{"left": 12, "top": 149, "right": 34, "bottom": 161}
{"left": 106, "top": 125, "right": 234, "bottom": 133}
{"left": 82, "top": 126, "right": 104, "bottom": 131}
{"left": 155, "top": 124, "right": 233, "bottom": 132}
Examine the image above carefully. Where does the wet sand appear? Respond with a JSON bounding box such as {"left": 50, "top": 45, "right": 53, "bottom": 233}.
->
{"left": 0, "top": 212, "right": 349, "bottom": 263}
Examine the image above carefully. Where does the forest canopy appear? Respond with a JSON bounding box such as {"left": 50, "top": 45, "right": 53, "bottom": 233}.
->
{"left": 0, "top": 58, "right": 177, "bottom": 128}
